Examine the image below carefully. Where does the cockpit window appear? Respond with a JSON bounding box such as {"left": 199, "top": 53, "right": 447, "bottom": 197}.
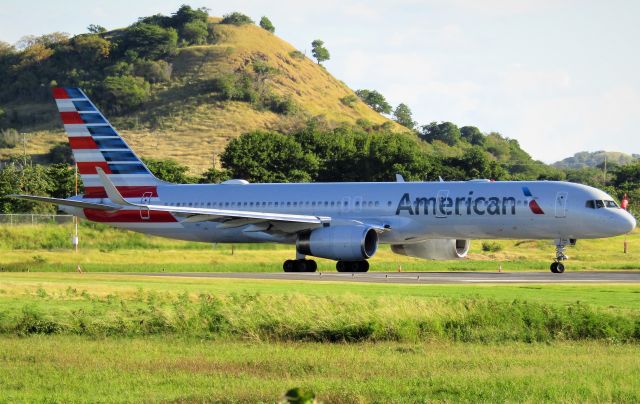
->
{"left": 586, "top": 199, "right": 620, "bottom": 209}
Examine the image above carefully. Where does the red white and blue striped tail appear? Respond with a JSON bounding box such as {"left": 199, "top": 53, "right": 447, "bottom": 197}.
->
{"left": 52, "top": 87, "right": 163, "bottom": 199}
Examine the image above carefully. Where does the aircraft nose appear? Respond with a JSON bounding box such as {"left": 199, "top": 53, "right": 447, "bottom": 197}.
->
{"left": 622, "top": 212, "right": 637, "bottom": 233}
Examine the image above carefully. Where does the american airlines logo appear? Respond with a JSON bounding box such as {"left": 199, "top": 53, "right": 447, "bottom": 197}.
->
{"left": 395, "top": 187, "right": 545, "bottom": 216}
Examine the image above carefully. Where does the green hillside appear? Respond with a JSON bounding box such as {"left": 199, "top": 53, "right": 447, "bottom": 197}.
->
{"left": 554, "top": 151, "right": 638, "bottom": 169}
{"left": 0, "top": 11, "right": 397, "bottom": 172}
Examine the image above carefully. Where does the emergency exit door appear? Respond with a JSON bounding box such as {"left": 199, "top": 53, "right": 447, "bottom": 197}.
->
{"left": 555, "top": 192, "right": 568, "bottom": 218}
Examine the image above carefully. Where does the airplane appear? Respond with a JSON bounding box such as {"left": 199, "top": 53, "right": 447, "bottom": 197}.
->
{"left": 10, "top": 87, "right": 637, "bottom": 274}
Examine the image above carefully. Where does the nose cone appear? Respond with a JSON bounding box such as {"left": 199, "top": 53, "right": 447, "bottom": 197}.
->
{"left": 622, "top": 211, "right": 637, "bottom": 233}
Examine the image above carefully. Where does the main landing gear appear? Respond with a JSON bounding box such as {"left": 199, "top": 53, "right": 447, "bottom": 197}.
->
{"left": 336, "top": 260, "right": 369, "bottom": 273}
{"left": 283, "top": 259, "right": 317, "bottom": 273}
{"left": 550, "top": 241, "right": 568, "bottom": 273}
{"left": 282, "top": 259, "right": 371, "bottom": 273}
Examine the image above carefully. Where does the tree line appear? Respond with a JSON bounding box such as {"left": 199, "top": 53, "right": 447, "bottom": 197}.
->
{"left": 1, "top": 120, "right": 638, "bottom": 215}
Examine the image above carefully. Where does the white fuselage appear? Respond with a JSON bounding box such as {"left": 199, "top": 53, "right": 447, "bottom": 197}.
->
{"left": 66, "top": 180, "right": 636, "bottom": 245}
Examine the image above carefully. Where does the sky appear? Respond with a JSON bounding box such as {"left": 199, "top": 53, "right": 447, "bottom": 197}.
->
{"left": 1, "top": 0, "right": 639, "bottom": 163}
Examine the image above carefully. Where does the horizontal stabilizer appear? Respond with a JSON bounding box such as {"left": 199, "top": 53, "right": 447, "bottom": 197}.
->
{"left": 8, "top": 195, "right": 119, "bottom": 211}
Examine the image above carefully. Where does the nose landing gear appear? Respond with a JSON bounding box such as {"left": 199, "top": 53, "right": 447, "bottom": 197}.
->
{"left": 550, "top": 241, "right": 568, "bottom": 273}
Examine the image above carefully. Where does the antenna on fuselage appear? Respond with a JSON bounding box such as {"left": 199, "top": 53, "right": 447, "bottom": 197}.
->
{"left": 395, "top": 174, "right": 405, "bottom": 182}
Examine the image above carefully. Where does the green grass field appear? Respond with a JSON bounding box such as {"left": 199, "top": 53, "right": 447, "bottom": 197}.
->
{"left": 0, "top": 274, "right": 639, "bottom": 401}
{"left": 0, "top": 223, "right": 639, "bottom": 273}
{"left": 1, "top": 224, "right": 640, "bottom": 401}
{"left": 2, "top": 337, "right": 639, "bottom": 402}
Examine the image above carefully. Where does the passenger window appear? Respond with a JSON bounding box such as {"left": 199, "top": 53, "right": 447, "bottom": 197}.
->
{"left": 585, "top": 200, "right": 595, "bottom": 209}
{"left": 330, "top": 201, "right": 335, "bottom": 207}
{"left": 375, "top": 201, "right": 380, "bottom": 207}
{"left": 387, "top": 201, "right": 392, "bottom": 206}
{"left": 287, "top": 202, "right": 291, "bottom": 207}
{"left": 324, "top": 201, "right": 329, "bottom": 207}
{"left": 312, "top": 202, "right": 316, "bottom": 206}
{"left": 293, "top": 202, "right": 298, "bottom": 207}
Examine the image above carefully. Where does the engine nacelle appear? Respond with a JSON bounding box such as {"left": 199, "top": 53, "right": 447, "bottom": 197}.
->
{"left": 391, "top": 239, "right": 470, "bottom": 260}
{"left": 297, "top": 225, "right": 378, "bottom": 261}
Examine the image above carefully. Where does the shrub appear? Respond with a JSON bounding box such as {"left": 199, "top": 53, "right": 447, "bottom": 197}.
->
{"left": 181, "top": 20, "right": 208, "bottom": 45}
{"left": 266, "top": 94, "right": 297, "bottom": 115}
{"left": 0, "top": 128, "right": 19, "bottom": 148}
{"left": 134, "top": 59, "right": 172, "bottom": 83}
{"left": 221, "top": 12, "right": 254, "bottom": 26}
{"left": 101, "top": 75, "right": 151, "bottom": 113}
{"left": 340, "top": 94, "right": 358, "bottom": 107}
{"left": 482, "top": 241, "right": 503, "bottom": 252}
{"left": 288, "top": 50, "right": 305, "bottom": 60}
{"left": 259, "top": 16, "right": 275, "bottom": 33}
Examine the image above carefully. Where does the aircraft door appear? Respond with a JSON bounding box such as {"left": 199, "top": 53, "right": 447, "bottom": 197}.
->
{"left": 436, "top": 190, "right": 449, "bottom": 218}
{"left": 555, "top": 192, "right": 568, "bottom": 218}
{"left": 140, "top": 192, "right": 152, "bottom": 220}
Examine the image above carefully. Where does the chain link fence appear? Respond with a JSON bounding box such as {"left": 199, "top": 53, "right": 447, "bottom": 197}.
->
{"left": 0, "top": 214, "right": 74, "bottom": 225}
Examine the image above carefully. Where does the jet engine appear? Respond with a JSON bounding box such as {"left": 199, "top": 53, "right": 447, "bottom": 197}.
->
{"left": 391, "top": 239, "right": 470, "bottom": 260}
{"left": 297, "top": 225, "right": 378, "bottom": 261}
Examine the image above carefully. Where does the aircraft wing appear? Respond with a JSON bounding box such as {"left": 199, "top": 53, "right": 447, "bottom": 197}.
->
{"left": 95, "top": 168, "right": 331, "bottom": 230}
{"left": 8, "top": 194, "right": 119, "bottom": 211}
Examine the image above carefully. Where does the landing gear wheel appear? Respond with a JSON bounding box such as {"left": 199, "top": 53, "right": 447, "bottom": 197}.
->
{"left": 306, "top": 260, "right": 318, "bottom": 272}
{"left": 283, "top": 260, "right": 294, "bottom": 272}
{"left": 336, "top": 261, "right": 348, "bottom": 272}
{"left": 336, "top": 260, "right": 370, "bottom": 273}
{"left": 293, "top": 260, "right": 307, "bottom": 273}
{"left": 283, "top": 259, "right": 317, "bottom": 273}
{"left": 550, "top": 262, "right": 565, "bottom": 274}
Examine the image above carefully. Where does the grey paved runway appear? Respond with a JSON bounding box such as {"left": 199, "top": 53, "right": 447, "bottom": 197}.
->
{"left": 140, "top": 271, "right": 640, "bottom": 284}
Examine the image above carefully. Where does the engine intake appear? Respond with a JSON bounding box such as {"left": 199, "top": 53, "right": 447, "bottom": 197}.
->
{"left": 297, "top": 225, "right": 378, "bottom": 261}
{"left": 391, "top": 239, "right": 470, "bottom": 260}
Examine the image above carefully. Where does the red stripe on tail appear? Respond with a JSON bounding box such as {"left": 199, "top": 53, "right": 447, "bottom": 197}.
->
{"left": 60, "top": 111, "right": 83, "bottom": 124}
{"left": 77, "top": 162, "right": 111, "bottom": 175}
{"left": 52, "top": 88, "right": 69, "bottom": 99}
{"left": 69, "top": 137, "right": 98, "bottom": 149}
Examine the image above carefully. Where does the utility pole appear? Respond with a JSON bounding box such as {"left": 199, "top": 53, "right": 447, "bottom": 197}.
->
{"left": 603, "top": 155, "right": 607, "bottom": 186}
{"left": 20, "top": 132, "right": 27, "bottom": 167}
{"left": 73, "top": 163, "right": 79, "bottom": 252}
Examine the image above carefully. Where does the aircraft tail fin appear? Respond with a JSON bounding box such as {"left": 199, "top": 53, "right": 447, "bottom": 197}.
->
{"left": 52, "top": 87, "right": 164, "bottom": 199}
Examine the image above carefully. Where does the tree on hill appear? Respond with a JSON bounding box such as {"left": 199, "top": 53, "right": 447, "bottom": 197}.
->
{"left": 221, "top": 12, "right": 254, "bottom": 26}
{"left": 460, "top": 126, "right": 484, "bottom": 146}
{"left": 311, "top": 39, "right": 330, "bottom": 65}
{"left": 181, "top": 20, "right": 208, "bottom": 45}
{"left": 393, "top": 103, "right": 415, "bottom": 129}
{"left": 87, "top": 24, "right": 106, "bottom": 34}
{"left": 355, "top": 89, "right": 391, "bottom": 114}
{"left": 420, "top": 121, "right": 461, "bottom": 146}
{"left": 121, "top": 23, "right": 178, "bottom": 60}
{"left": 101, "top": 75, "right": 150, "bottom": 113}
{"left": 71, "top": 34, "right": 111, "bottom": 64}
{"left": 259, "top": 16, "right": 275, "bottom": 33}
{"left": 222, "top": 131, "right": 318, "bottom": 183}
{"left": 172, "top": 5, "right": 209, "bottom": 27}
{"left": 142, "top": 158, "right": 197, "bottom": 183}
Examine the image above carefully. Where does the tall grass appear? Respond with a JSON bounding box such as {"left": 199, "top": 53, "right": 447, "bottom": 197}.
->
{"left": 1, "top": 290, "right": 638, "bottom": 343}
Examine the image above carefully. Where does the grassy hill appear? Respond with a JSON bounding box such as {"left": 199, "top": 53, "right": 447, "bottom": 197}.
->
{"left": 0, "top": 16, "right": 397, "bottom": 173}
